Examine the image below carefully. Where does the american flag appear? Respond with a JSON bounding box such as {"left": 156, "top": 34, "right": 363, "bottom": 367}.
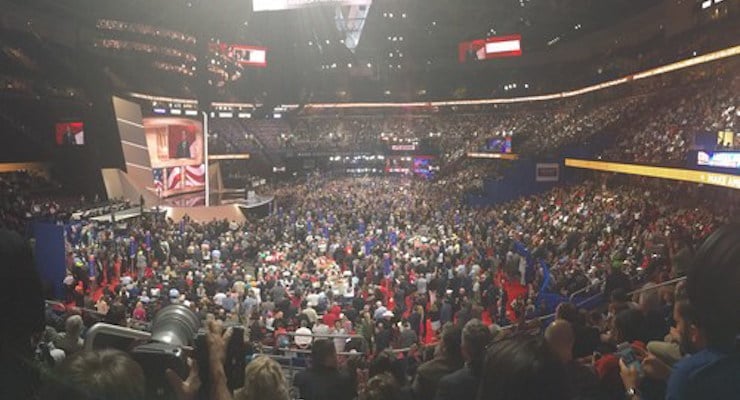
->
{"left": 166, "top": 164, "right": 205, "bottom": 190}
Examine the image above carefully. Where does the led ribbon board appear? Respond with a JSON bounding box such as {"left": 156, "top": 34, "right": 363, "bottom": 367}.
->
{"left": 565, "top": 158, "right": 740, "bottom": 190}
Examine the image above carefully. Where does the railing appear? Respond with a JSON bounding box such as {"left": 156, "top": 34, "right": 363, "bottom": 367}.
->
{"left": 505, "top": 275, "right": 688, "bottom": 331}
{"left": 569, "top": 279, "right": 603, "bottom": 302}
{"left": 627, "top": 276, "right": 686, "bottom": 297}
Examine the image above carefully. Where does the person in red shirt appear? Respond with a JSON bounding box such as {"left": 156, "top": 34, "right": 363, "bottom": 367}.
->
{"left": 595, "top": 308, "right": 647, "bottom": 398}
{"left": 324, "top": 305, "right": 341, "bottom": 328}
{"left": 132, "top": 301, "right": 147, "bottom": 321}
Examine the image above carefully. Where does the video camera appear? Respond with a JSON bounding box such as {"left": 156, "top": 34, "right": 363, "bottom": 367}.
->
{"left": 85, "top": 305, "right": 246, "bottom": 399}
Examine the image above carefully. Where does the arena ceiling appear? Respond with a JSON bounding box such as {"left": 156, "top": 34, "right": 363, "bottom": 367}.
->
{"left": 5, "top": 0, "right": 666, "bottom": 101}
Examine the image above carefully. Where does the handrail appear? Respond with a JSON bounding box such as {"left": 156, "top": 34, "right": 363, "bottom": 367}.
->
{"left": 259, "top": 345, "right": 367, "bottom": 357}
{"left": 569, "top": 279, "right": 602, "bottom": 302}
{"left": 627, "top": 276, "right": 686, "bottom": 296}
{"left": 505, "top": 276, "right": 687, "bottom": 330}
{"left": 284, "top": 332, "right": 364, "bottom": 339}
{"left": 45, "top": 299, "right": 106, "bottom": 319}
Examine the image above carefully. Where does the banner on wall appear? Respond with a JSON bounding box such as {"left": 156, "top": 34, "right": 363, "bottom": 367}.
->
{"left": 536, "top": 163, "right": 560, "bottom": 182}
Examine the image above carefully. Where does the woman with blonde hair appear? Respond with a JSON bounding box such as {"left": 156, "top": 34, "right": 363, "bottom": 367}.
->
{"left": 235, "top": 355, "right": 290, "bottom": 400}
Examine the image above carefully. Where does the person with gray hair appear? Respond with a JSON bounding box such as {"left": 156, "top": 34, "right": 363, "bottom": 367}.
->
{"left": 434, "top": 319, "right": 492, "bottom": 400}
{"left": 53, "top": 315, "right": 85, "bottom": 355}
{"left": 545, "top": 319, "right": 601, "bottom": 400}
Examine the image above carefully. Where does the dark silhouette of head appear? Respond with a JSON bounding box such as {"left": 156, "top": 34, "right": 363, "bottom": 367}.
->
{"left": 361, "top": 372, "right": 401, "bottom": 400}
{"left": 462, "top": 319, "right": 493, "bottom": 374}
{"left": 613, "top": 308, "right": 646, "bottom": 344}
{"left": 687, "top": 224, "right": 740, "bottom": 349}
{"left": 0, "top": 229, "right": 44, "bottom": 399}
{"left": 477, "top": 335, "right": 570, "bottom": 400}
{"left": 439, "top": 322, "right": 463, "bottom": 362}
{"left": 311, "top": 339, "right": 337, "bottom": 369}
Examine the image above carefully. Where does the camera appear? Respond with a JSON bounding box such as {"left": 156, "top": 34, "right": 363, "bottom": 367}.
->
{"left": 131, "top": 305, "right": 202, "bottom": 398}
{"left": 85, "top": 304, "right": 246, "bottom": 399}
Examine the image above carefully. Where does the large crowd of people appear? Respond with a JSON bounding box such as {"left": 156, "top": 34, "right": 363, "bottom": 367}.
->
{"left": 2, "top": 163, "right": 737, "bottom": 399}
{"left": 0, "top": 12, "right": 738, "bottom": 400}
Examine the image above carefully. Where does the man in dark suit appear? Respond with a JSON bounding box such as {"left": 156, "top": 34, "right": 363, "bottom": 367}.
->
{"left": 175, "top": 131, "right": 191, "bottom": 158}
{"left": 294, "top": 339, "right": 354, "bottom": 400}
{"left": 434, "top": 319, "right": 492, "bottom": 400}
{"left": 63, "top": 126, "right": 76, "bottom": 145}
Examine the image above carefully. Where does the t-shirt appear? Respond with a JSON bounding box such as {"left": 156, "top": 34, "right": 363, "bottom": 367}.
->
{"left": 213, "top": 292, "right": 227, "bottom": 306}
{"left": 306, "top": 293, "right": 320, "bottom": 307}
{"left": 667, "top": 348, "right": 740, "bottom": 400}
{"left": 416, "top": 277, "right": 428, "bottom": 294}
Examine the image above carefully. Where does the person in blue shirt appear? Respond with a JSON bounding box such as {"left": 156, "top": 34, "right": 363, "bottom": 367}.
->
{"left": 620, "top": 224, "right": 740, "bottom": 400}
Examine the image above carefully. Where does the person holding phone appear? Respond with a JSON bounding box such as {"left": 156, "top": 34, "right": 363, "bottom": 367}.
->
{"left": 620, "top": 224, "right": 740, "bottom": 400}
{"left": 593, "top": 309, "right": 648, "bottom": 399}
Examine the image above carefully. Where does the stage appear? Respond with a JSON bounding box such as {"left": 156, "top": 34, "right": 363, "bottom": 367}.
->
{"left": 160, "top": 191, "right": 274, "bottom": 223}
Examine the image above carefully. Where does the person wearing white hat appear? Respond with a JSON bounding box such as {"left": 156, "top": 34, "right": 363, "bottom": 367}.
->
{"left": 294, "top": 321, "right": 313, "bottom": 349}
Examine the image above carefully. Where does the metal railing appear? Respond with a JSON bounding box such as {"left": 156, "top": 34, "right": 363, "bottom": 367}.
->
{"left": 504, "top": 276, "right": 687, "bottom": 331}
{"left": 569, "top": 279, "right": 603, "bottom": 302}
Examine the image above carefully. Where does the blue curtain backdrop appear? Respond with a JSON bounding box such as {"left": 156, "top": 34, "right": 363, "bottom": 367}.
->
{"left": 32, "top": 222, "right": 66, "bottom": 299}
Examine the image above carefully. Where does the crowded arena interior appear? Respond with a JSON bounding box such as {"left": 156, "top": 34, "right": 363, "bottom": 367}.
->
{"left": 0, "top": 0, "right": 739, "bottom": 399}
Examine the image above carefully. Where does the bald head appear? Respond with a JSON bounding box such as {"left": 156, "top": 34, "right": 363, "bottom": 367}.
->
{"left": 545, "top": 319, "right": 574, "bottom": 362}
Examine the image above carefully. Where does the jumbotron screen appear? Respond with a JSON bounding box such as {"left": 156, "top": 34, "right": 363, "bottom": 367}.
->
{"left": 485, "top": 137, "right": 513, "bottom": 153}
{"left": 55, "top": 122, "right": 84, "bottom": 146}
{"left": 385, "top": 156, "right": 437, "bottom": 178}
{"left": 458, "top": 34, "right": 522, "bottom": 63}
{"left": 143, "top": 117, "right": 206, "bottom": 198}
{"left": 697, "top": 151, "right": 740, "bottom": 170}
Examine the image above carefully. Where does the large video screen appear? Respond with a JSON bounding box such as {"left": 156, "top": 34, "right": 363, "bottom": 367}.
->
{"left": 143, "top": 117, "right": 205, "bottom": 197}
{"left": 485, "top": 137, "right": 513, "bottom": 153}
{"left": 697, "top": 151, "right": 740, "bottom": 170}
{"left": 458, "top": 34, "right": 522, "bottom": 63}
{"left": 385, "top": 156, "right": 437, "bottom": 178}
{"left": 55, "top": 122, "right": 85, "bottom": 145}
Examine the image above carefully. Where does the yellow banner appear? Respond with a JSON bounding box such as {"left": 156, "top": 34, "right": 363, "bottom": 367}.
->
{"left": 0, "top": 162, "right": 49, "bottom": 176}
{"left": 565, "top": 158, "right": 740, "bottom": 190}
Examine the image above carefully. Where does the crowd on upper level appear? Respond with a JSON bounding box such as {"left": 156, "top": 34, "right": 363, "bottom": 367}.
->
{"left": 203, "top": 59, "right": 737, "bottom": 183}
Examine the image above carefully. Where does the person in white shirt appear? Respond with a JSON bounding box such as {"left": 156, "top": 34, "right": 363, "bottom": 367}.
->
{"left": 213, "top": 291, "right": 227, "bottom": 306}
{"left": 416, "top": 275, "right": 428, "bottom": 295}
{"left": 374, "top": 302, "right": 388, "bottom": 321}
{"left": 332, "top": 319, "right": 347, "bottom": 353}
{"left": 312, "top": 317, "right": 330, "bottom": 340}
